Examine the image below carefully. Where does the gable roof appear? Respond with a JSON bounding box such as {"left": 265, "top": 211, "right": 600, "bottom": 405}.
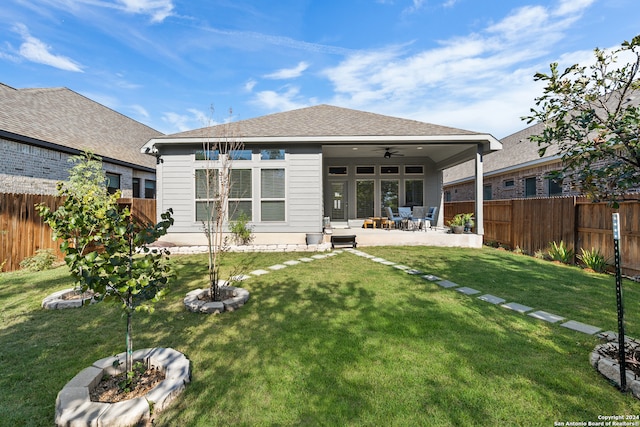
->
{"left": 0, "top": 83, "right": 161, "bottom": 171}
{"left": 164, "top": 104, "right": 481, "bottom": 139}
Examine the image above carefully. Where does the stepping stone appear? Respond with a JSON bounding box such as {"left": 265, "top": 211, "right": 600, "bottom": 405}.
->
{"left": 501, "top": 302, "right": 534, "bottom": 313}
{"left": 230, "top": 274, "right": 251, "bottom": 281}
{"left": 298, "top": 257, "right": 315, "bottom": 262}
{"left": 406, "top": 269, "right": 423, "bottom": 275}
{"left": 478, "top": 294, "right": 506, "bottom": 304}
{"left": 381, "top": 261, "right": 396, "bottom": 266}
{"left": 528, "top": 310, "right": 565, "bottom": 323}
{"left": 249, "top": 269, "right": 270, "bottom": 276}
{"left": 561, "top": 320, "right": 601, "bottom": 335}
{"left": 283, "top": 260, "right": 301, "bottom": 266}
{"left": 436, "top": 280, "right": 459, "bottom": 288}
{"left": 268, "top": 264, "right": 287, "bottom": 270}
{"left": 421, "top": 274, "right": 441, "bottom": 282}
{"left": 371, "top": 258, "right": 387, "bottom": 263}
{"left": 456, "top": 287, "right": 481, "bottom": 295}
{"left": 393, "top": 265, "right": 410, "bottom": 271}
{"left": 311, "top": 254, "right": 327, "bottom": 259}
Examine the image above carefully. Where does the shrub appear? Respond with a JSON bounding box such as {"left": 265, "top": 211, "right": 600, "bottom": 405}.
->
{"left": 19, "top": 249, "right": 56, "bottom": 272}
{"left": 577, "top": 248, "right": 609, "bottom": 273}
{"left": 547, "top": 241, "right": 574, "bottom": 264}
{"left": 230, "top": 212, "right": 254, "bottom": 245}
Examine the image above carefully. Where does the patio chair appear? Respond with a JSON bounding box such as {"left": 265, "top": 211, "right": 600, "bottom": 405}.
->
{"left": 384, "top": 206, "right": 402, "bottom": 229}
{"left": 398, "top": 207, "right": 412, "bottom": 230}
{"left": 412, "top": 206, "right": 426, "bottom": 230}
{"left": 424, "top": 206, "right": 438, "bottom": 229}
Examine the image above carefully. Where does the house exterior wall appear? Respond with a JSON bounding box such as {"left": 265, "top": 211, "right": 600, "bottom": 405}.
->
{"left": 444, "top": 159, "right": 579, "bottom": 201}
{"left": 1, "top": 138, "right": 155, "bottom": 198}
{"left": 155, "top": 144, "right": 324, "bottom": 239}
{"left": 323, "top": 156, "right": 443, "bottom": 225}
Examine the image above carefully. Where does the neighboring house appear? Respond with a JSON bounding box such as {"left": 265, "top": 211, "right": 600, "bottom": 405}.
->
{"left": 142, "top": 104, "right": 501, "bottom": 245}
{"left": 443, "top": 122, "right": 568, "bottom": 201}
{"left": 0, "top": 83, "right": 161, "bottom": 198}
{"left": 444, "top": 92, "right": 640, "bottom": 201}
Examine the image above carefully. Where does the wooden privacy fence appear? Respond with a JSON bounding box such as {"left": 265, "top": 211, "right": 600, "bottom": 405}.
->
{"left": 0, "top": 193, "right": 156, "bottom": 273}
{"left": 445, "top": 196, "right": 640, "bottom": 276}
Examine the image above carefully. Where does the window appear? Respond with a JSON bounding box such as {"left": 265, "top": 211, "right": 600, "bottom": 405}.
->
{"left": 405, "top": 165, "right": 424, "bottom": 174}
{"left": 525, "top": 177, "right": 537, "bottom": 197}
{"left": 483, "top": 184, "right": 492, "bottom": 201}
{"left": 548, "top": 178, "right": 563, "bottom": 196}
{"left": 229, "top": 149, "right": 252, "bottom": 161}
{"left": 329, "top": 166, "right": 347, "bottom": 175}
{"left": 260, "top": 149, "right": 285, "bottom": 160}
{"left": 195, "top": 150, "right": 219, "bottom": 161}
{"left": 145, "top": 180, "right": 156, "bottom": 199}
{"left": 381, "top": 180, "right": 399, "bottom": 211}
{"left": 405, "top": 180, "right": 423, "bottom": 207}
{"left": 261, "top": 169, "right": 285, "bottom": 221}
{"left": 504, "top": 179, "right": 515, "bottom": 188}
{"left": 132, "top": 178, "right": 140, "bottom": 198}
{"left": 356, "top": 166, "right": 375, "bottom": 175}
{"left": 356, "top": 180, "right": 374, "bottom": 218}
{"left": 381, "top": 166, "right": 399, "bottom": 174}
{"left": 195, "top": 169, "right": 219, "bottom": 221}
{"left": 444, "top": 191, "right": 452, "bottom": 202}
{"left": 229, "top": 169, "right": 252, "bottom": 220}
{"left": 106, "top": 173, "right": 120, "bottom": 194}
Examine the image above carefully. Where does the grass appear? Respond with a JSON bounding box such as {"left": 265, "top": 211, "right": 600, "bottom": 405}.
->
{"left": 1, "top": 246, "right": 639, "bottom": 426}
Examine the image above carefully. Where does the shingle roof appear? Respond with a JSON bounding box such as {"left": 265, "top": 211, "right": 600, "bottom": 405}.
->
{"left": 0, "top": 83, "right": 161, "bottom": 170}
{"left": 164, "top": 104, "right": 480, "bottom": 139}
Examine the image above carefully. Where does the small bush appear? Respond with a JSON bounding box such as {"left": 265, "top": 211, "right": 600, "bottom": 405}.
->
{"left": 534, "top": 249, "right": 547, "bottom": 260}
{"left": 577, "top": 248, "right": 609, "bottom": 273}
{"left": 547, "top": 241, "right": 574, "bottom": 264}
{"left": 230, "top": 212, "right": 254, "bottom": 245}
{"left": 19, "top": 249, "right": 56, "bottom": 272}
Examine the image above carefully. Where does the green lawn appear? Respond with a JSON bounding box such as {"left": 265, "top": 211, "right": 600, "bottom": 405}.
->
{"left": 1, "top": 247, "right": 639, "bottom": 426}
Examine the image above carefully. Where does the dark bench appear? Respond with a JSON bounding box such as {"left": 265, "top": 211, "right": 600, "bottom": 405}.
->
{"left": 331, "top": 235, "right": 357, "bottom": 249}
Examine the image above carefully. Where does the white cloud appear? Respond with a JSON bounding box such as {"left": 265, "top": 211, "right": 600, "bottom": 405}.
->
{"left": 116, "top": 0, "right": 174, "bottom": 23}
{"left": 318, "top": 0, "right": 600, "bottom": 137}
{"left": 130, "top": 104, "right": 149, "bottom": 118}
{"left": 161, "top": 108, "right": 209, "bottom": 133}
{"left": 263, "top": 61, "right": 310, "bottom": 79}
{"left": 403, "top": 0, "right": 426, "bottom": 14}
{"left": 13, "top": 23, "right": 83, "bottom": 72}
{"left": 245, "top": 79, "right": 257, "bottom": 92}
{"left": 251, "top": 85, "right": 309, "bottom": 111}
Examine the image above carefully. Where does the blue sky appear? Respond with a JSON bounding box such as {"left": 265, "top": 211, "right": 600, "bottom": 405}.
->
{"left": 1, "top": 0, "right": 638, "bottom": 138}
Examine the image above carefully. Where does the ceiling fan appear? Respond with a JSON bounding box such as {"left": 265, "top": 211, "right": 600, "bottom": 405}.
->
{"left": 376, "top": 147, "right": 404, "bottom": 159}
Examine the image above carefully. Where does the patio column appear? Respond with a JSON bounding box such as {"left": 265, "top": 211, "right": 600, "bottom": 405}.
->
{"left": 474, "top": 144, "right": 484, "bottom": 236}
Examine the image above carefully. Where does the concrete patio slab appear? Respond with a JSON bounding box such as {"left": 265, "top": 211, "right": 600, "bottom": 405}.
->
{"left": 456, "top": 287, "right": 481, "bottom": 295}
{"left": 561, "top": 320, "right": 601, "bottom": 335}
{"left": 501, "top": 302, "right": 534, "bottom": 313}
{"left": 528, "top": 310, "right": 565, "bottom": 323}
{"left": 478, "top": 294, "right": 506, "bottom": 304}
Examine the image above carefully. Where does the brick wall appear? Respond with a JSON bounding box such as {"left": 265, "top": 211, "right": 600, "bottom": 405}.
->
{"left": 444, "top": 161, "right": 579, "bottom": 201}
{"left": 1, "top": 138, "right": 155, "bottom": 198}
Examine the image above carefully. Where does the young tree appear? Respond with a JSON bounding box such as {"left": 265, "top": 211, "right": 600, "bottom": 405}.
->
{"left": 524, "top": 35, "right": 640, "bottom": 206}
{"left": 38, "top": 152, "right": 174, "bottom": 375}
{"left": 198, "top": 108, "right": 247, "bottom": 302}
